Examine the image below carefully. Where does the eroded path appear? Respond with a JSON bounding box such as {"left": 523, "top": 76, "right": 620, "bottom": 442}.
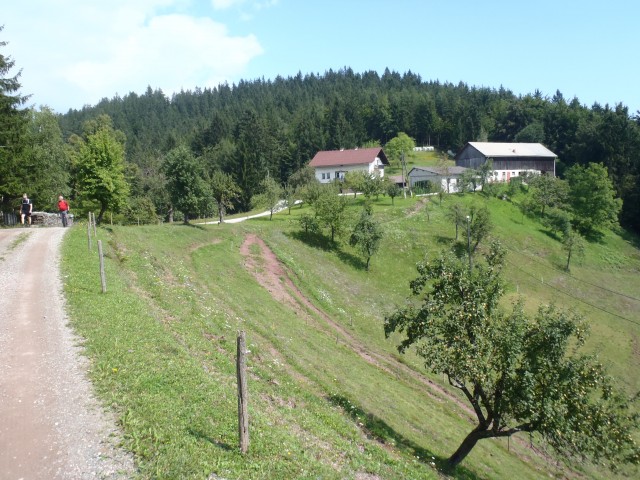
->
{"left": 0, "top": 228, "right": 133, "bottom": 479}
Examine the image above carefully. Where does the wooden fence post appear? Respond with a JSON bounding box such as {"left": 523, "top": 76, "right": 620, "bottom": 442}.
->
{"left": 87, "top": 213, "right": 92, "bottom": 252}
{"left": 92, "top": 212, "right": 97, "bottom": 236}
{"left": 98, "top": 240, "right": 107, "bottom": 293}
{"left": 236, "top": 331, "right": 249, "bottom": 453}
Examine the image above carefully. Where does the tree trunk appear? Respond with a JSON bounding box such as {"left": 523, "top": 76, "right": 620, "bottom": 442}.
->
{"left": 447, "top": 428, "right": 487, "bottom": 469}
{"left": 97, "top": 203, "right": 107, "bottom": 225}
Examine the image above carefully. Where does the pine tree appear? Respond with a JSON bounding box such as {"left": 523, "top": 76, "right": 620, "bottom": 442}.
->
{"left": 0, "top": 26, "right": 31, "bottom": 211}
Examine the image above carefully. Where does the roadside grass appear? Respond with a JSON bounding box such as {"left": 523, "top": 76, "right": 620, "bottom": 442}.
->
{"left": 60, "top": 186, "right": 640, "bottom": 480}
{"left": 62, "top": 223, "right": 439, "bottom": 479}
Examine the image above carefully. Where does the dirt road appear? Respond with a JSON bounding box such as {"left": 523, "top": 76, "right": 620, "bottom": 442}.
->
{"left": 0, "top": 227, "right": 133, "bottom": 479}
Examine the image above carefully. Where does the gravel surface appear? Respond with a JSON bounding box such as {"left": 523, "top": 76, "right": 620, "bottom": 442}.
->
{"left": 0, "top": 227, "right": 135, "bottom": 479}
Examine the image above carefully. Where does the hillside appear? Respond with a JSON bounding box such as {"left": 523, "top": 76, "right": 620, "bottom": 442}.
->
{"left": 61, "top": 192, "right": 640, "bottom": 479}
{"left": 54, "top": 69, "right": 640, "bottom": 235}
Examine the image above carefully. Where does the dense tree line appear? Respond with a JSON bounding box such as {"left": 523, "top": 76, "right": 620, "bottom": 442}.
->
{"left": 55, "top": 69, "right": 640, "bottom": 232}
{"left": 2, "top": 24, "right": 639, "bottom": 232}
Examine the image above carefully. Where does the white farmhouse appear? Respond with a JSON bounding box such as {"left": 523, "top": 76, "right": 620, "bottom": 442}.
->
{"left": 309, "top": 147, "right": 389, "bottom": 184}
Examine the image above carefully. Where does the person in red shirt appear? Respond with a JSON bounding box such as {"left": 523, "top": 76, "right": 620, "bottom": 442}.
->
{"left": 57, "top": 195, "right": 70, "bottom": 227}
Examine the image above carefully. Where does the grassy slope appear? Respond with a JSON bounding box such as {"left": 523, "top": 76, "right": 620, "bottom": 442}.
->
{"left": 61, "top": 189, "right": 640, "bottom": 480}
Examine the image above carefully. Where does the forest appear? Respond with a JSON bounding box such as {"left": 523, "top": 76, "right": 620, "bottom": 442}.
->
{"left": 2, "top": 45, "right": 640, "bottom": 232}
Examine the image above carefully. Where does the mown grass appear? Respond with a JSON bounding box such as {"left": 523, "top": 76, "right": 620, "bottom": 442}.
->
{"left": 60, "top": 189, "right": 640, "bottom": 479}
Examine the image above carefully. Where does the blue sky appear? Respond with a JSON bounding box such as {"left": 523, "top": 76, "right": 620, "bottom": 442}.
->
{"left": 4, "top": 0, "right": 639, "bottom": 114}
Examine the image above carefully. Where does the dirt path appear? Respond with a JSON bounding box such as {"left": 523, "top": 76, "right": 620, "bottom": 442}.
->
{"left": 239, "top": 234, "right": 472, "bottom": 414}
{"left": 0, "top": 228, "right": 133, "bottom": 479}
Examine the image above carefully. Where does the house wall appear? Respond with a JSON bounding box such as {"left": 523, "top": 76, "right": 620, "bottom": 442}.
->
{"left": 314, "top": 158, "right": 386, "bottom": 184}
{"left": 408, "top": 171, "right": 463, "bottom": 193}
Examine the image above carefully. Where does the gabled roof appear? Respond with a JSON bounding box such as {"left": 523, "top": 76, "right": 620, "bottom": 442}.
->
{"left": 309, "top": 147, "right": 389, "bottom": 167}
{"left": 408, "top": 166, "right": 468, "bottom": 176}
{"left": 459, "top": 142, "right": 557, "bottom": 159}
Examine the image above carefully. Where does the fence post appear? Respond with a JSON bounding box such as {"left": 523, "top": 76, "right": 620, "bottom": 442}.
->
{"left": 87, "top": 213, "right": 92, "bottom": 252}
{"left": 92, "top": 212, "right": 97, "bottom": 236}
{"left": 236, "top": 331, "right": 249, "bottom": 454}
{"left": 98, "top": 240, "right": 107, "bottom": 293}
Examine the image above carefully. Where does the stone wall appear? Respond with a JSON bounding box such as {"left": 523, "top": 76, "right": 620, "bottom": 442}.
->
{"left": 31, "top": 212, "right": 74, "bottom": 227}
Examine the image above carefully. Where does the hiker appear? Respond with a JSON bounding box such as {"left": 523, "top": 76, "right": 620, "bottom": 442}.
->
{"left": 20, "top": 193, "right": 32, "bottom": 226}
{"left": 57, "top": 195, "right": 70, "bottom": 227}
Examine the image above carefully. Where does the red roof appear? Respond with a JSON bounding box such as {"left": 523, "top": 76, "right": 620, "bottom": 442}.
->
{"left": 309, "top": 147, "right": 389, "bottom": 167}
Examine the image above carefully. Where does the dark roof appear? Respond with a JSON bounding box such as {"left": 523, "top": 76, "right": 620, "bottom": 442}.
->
{"left": 309, "top": 147, "right": 389, "bottom": 167}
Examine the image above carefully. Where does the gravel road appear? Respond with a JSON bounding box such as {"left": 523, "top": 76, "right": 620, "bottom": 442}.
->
{"left": 0, "top": 227, "right": 135, "bottom": 479}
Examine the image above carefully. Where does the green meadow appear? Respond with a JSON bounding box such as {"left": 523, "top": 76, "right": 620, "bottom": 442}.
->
{"left": 61, "top": 189, "right": 640, "bottom": 479}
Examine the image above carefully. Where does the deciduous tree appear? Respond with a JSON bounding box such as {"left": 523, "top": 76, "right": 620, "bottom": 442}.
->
{"left": 387, "top": 181, "right": 401, "bottom": 205}
{"left": 73, "top": 115, "right": 130, "bottom": 223}
{"left": 163, "top": 145, "right": 211, "bottom": 224}
{"left": 446, "top": 202, "right": 467, "bottom": 241}
{"left": 562, "top": 228, "right": 586, "bottom": 271}
{"left": 528, "top": 174, "right": 568, "bottom": 217}
{"left": 252, "top": 176, "right": 283, "bottom": 220}
{"left": 565, "top": 162, "right": 622, "bottom": 237}
{"left": 349, "top": 204, "right": 383, "bottom": 271}
{"left": 315, "top": 188, "right": 349, "bottom": 242}
{"left": 210, "top": 170, "right": 240, "bottom": 223}
{"left": 385, "top": 243, "right": 639, "bottom": 470}
{"left": 384, "top": 132, "right": 415, "bottom": 165}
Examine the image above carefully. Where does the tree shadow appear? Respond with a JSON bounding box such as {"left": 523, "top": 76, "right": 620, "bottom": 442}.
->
{"left": 617, "top": 226, "right": 640, "bottom": 249}
{"left": 538, "top": 228, "right": 562, "bottom": 242}
{"left": 435, "top": 234, "right": 454, "bottom": 246}
{"left": 286, "top": 231, "right": 367, "bottom": 270}
{"left": 327, "top": 394, "right": 485, "bottom": 480}
{"left": 335, "top": 248, "right": 366, "bottom": 271}
{"left": 182, "top": 222, "right": 207, "bottom": 231}
{"left": 286, "top": 230, "right": 334, "bottom": 251}
{"left": 187, "top": 428, "right": 234, "bottom": 451}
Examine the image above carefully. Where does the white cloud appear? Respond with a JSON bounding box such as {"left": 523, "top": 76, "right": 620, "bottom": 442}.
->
{"left": 211, "top": 0, "right": 245, "bottom": 9}
{"left": 2, "top": 1, "right": 264, "bottom": 111}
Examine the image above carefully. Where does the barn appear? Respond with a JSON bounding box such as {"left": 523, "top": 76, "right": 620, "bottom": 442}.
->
{"left": 455, "top": 142, "right": 557, "bottom": 182}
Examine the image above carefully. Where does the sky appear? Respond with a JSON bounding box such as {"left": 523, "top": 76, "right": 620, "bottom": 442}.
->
{"left": 3, "top": 0, "right": 639, "bottom": 114}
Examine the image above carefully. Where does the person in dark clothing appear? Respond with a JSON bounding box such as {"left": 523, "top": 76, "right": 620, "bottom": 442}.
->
{"left": 20, "top": 193, "right": 32, "bottom": 226}
{"left": 57, "top": 195, "right": 70, "bottom": 227}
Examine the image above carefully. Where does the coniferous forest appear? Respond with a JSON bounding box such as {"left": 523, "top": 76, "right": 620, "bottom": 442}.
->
{"left": 56, "top": 68, "right": 640, "bottom": 233}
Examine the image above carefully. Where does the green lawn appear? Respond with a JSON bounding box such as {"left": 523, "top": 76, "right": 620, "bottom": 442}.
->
{"left": 61, "top": 189, "right": 640, "bottom": 479}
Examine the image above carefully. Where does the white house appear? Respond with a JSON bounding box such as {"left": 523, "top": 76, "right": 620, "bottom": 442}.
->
{"left": 455, "top": 142, "right": 557, "bottom": 182}
{"left": 408, "top": 166, "right": 469, "bottom": 193}
{"left": 308, "top": 147, "right": 389, "bottom": 184}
